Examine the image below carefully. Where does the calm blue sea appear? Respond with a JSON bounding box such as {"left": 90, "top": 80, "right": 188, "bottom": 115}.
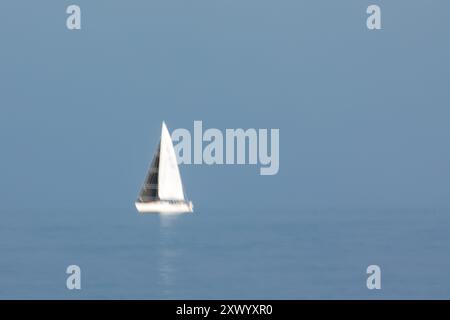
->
{"left": 1, "top": 207, "right": 449, "bottom": 299}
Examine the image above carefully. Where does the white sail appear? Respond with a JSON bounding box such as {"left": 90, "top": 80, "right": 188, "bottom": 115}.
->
{"left": 157, "top": 122, "right": 185, "bottom": 201}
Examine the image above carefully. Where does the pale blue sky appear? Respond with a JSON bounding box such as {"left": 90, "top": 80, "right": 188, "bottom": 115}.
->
{"left": 1, "top": 1, "right": 449, "bottom": 212}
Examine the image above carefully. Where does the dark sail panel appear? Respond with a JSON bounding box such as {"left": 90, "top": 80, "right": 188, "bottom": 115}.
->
{"left": 137, "top": 142, "right": 160, "bottom": 202}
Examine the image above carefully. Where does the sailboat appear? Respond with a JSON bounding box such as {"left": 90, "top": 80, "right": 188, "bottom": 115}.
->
{"left": 135, "top": 122, "right": 194, "bottom": 214}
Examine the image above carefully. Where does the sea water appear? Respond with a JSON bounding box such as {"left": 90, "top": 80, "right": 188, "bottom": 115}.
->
{"left": 0, "top": 207, "right": 449, "bottom": 299}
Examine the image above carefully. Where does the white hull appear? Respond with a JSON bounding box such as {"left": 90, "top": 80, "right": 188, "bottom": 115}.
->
{"left": 135, "top": 201, "right": 193, "bottom": 214}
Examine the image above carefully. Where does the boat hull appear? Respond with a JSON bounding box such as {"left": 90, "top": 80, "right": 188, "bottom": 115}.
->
{"left": 135, "top": 201, "right": 193, "bottom": 214}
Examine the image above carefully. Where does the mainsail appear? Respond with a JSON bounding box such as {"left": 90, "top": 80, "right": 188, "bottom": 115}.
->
{"left": 158, "top": 122, "right": 185, "bottom": 201}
